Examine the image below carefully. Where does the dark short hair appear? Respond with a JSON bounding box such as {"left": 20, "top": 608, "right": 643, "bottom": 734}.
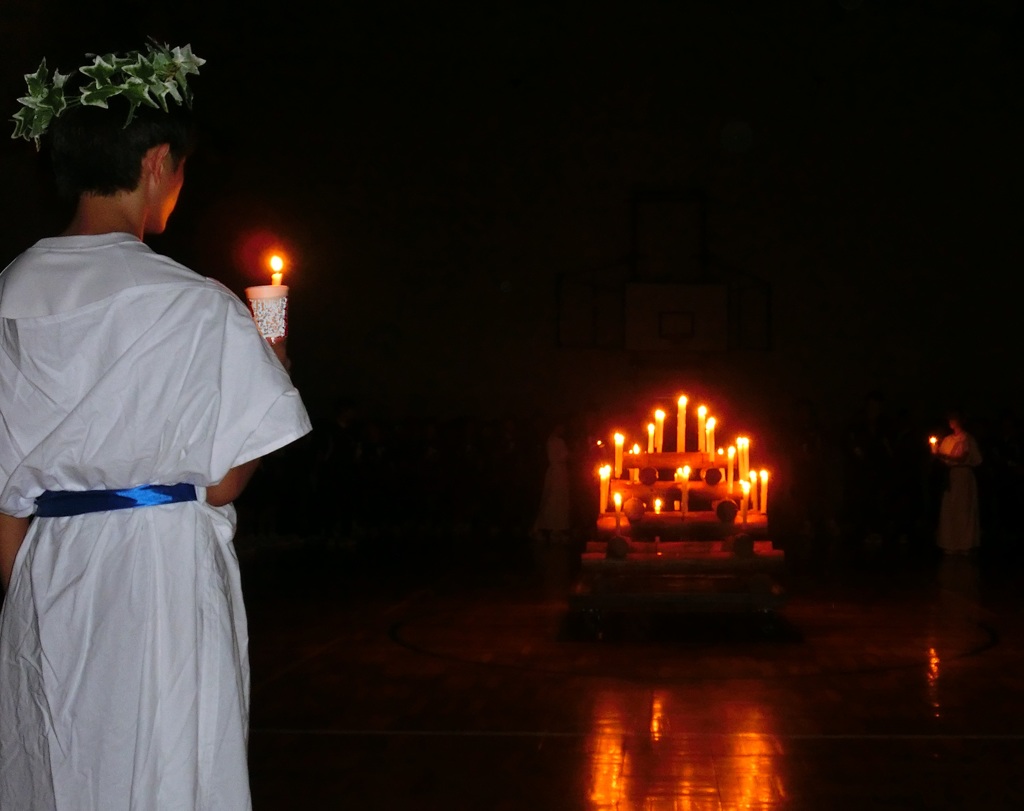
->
{"left": 50, "top": 98, "right": 197, "bottom": 200}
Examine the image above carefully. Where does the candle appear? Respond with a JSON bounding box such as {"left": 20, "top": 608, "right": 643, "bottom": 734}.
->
{"left": 737, "top": 437, "right": 749, "bottom": 482}
{"left": 654, "top": 409, "right": 666, "bottom": 453}
{"left": 613, "top": 492, "right": 622, "bottom": 531}
{"left": 727, "top": 446, "right": 735, "bottom": 493}
{"left": 647, "top": 423, "right": 655, "bottom": 453}
{"left": 740, "top": 480, "right": 750, "bottom": 525}
{"left": 759, "top": 469, "right": 769, "bottom": 515}
{"left": 654, "top": 498, "right": 662, "bottom": 515}
{"left": 613, "top": 433, "right": 624, "bottom": 478}
{"left": 697, "top": 406, "right": 707, "bottom": 452}
{"left": 676, "top": 396, "right": 687, "bottom": 452}
{"left": 929, "top": 436, "right": 938, "bottom": 455}
{"left": 705, "top": 417, "right": 716, "bottom": 460}
{"left": 680, "top": 465, "right": 691, "bottom": 516}
{"left": 749, "top": 471, "right": 759, "bottom": 512}
{"left": 270, "top": 254, "right": 284, "bottom": 286}
{"left": 599, "top": 465, "right": 611, "bottom": 513}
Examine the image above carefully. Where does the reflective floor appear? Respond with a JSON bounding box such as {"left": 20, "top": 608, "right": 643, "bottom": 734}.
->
{"left": 242, "top": 536, "right": 1024, "bottom": 810}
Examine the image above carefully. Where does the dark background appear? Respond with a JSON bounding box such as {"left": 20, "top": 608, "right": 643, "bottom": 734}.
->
{"left": 2, "top": 1, "right": 1023, "bottom": 440}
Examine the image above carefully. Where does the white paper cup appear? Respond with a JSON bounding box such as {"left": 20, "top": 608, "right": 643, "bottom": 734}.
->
{"left": 245, "top": 284, "right": 289, "bottom": 344}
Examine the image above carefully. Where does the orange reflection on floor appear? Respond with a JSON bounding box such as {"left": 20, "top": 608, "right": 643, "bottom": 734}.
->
{"left": 927, "top": 645, "right": 942, "bottom": 718}
{"left": 585, "top": 688, "right": 786, "bottom": 809}
{"left": 586, "top": 691, "right": 629, "bottom": 808}
{"left": 718, "top": 714, "right": 787, "bottom": 808}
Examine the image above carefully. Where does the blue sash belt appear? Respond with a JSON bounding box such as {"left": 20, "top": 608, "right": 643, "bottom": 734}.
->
{"left": 35, "top": 483, "right": 197, "bottom": 518}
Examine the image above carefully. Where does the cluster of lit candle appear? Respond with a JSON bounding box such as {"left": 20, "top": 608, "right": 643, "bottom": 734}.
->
{"left": 597, "top": 394, "right": 770, "bottom": 522}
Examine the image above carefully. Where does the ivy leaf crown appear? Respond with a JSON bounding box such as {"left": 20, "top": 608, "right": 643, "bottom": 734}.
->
{"left": 11, "top": 39, "right": 205, "bottom": 149}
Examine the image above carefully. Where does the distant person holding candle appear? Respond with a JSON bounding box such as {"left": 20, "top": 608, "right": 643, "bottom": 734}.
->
{"left": 932, "top": 409, "right": 983, "bottom": 555}
{"left": 0, "top": 44, "right": 311, "bottom": 810}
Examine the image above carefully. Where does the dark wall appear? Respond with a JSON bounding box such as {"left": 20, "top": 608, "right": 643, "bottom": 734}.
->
{"left": 2, "top": 1, "right": 1022, "bottom": 429}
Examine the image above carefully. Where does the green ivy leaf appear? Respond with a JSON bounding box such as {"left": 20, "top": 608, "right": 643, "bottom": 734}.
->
{"left": 122, "top": 54, "right": 155, "bottom": 83}
{"left": 171, "top": 44, "right": 205, "bottom": 76}
{"left": 79, "top": 53, "right": 120, "bottom": 84}
{"left": 11, "top": 106, "right": 34, "bottom": 139}
{"left": 120, "top": 78, "right": 159, "bottom": 111}
{"left": 151, "top": 79, "right": 184, "bottom": 111}
{"left": 79, "top": 82, "right": 124, "bottom": 108}
{"left": 24, "top": 59, "right": 50, "bottom": 98}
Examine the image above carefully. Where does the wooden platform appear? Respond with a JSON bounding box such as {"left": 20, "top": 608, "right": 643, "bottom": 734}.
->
{"left": 569, "top": 536, "right": 787, "bottom": 619}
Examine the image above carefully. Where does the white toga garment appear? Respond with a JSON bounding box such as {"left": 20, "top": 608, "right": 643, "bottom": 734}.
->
{"left": 533, "top": 432, "right": 571, "bottom": 535}
{"left": 937, "top": 431, "right": 983, "bottom": 553}
{"left": 0, "top": 233, "right": 312, "bottom": 810}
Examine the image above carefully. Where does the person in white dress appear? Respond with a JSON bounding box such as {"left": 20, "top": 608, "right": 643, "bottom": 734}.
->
{"left": 932, "top": 410, "right": 983, "bottom": 555}
{"left": 0, "top": 46, "right": 311, "bottom": 809}
{"left": 531, "top": 422, "right": 572, "bottom": 544}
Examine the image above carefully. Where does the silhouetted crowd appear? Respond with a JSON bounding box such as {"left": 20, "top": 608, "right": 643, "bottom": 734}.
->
{"left": 236, "top": 401, "right": 599, "bottom": 552}
{"left": 235, "top": 392, "right": 1024, "bottom": 570}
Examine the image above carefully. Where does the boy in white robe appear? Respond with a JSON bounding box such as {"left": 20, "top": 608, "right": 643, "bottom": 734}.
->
{"left": 0, "top": 45, "right": 311, "bottom": 809}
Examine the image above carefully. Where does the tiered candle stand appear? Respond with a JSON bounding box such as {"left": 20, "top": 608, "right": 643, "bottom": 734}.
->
{"left": 570, "top": 449, "right": 786, "bottom": 635}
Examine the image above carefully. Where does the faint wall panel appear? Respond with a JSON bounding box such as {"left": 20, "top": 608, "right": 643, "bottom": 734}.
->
{"left": 625, "top": 283, "right": 727, "bottom": 352}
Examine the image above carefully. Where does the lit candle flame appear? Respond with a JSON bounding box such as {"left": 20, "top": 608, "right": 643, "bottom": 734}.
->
{"left": 269, "top": 254, "right": 284, "bottom": 285}
{"left": 654, "top": 498, "right": 662, "bottom": 514}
